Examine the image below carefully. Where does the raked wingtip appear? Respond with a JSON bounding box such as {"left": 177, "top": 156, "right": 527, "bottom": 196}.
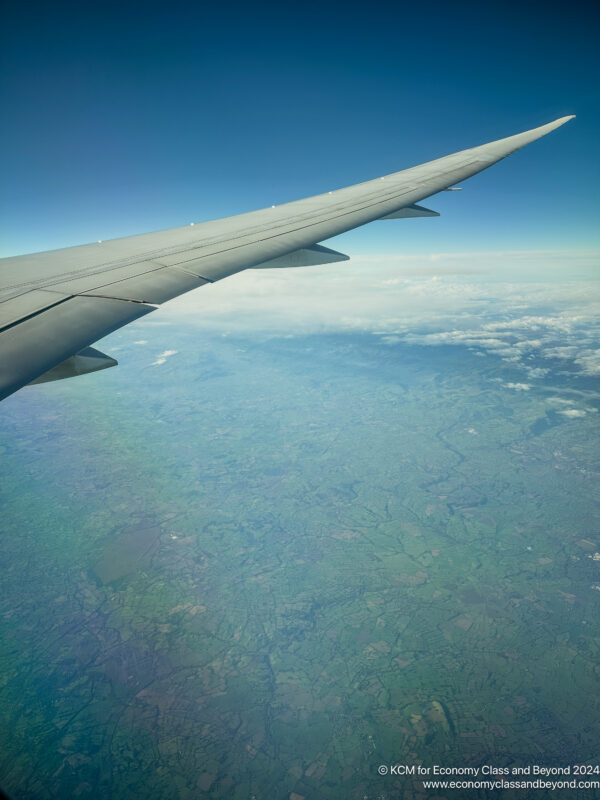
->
{"left": 540, "top": 115, "right": 576, "bottom": 132}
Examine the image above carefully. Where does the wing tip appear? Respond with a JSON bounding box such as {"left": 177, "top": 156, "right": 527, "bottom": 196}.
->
{"left": 535, "top": 113, "right": 576, "bottom": 142}
{"left": 482, "top": 113, "right": 577, "bottom": 158}
{"left": 552, "top": 114, "right": 576, "bottom": 126}
{"left": 534, "top": 114, "right": 576, "bottom": 137}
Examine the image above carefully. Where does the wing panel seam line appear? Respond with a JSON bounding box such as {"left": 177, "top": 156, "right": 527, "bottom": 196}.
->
{"left": 0, "top": 167, "right": 471, "bottom": 293}
{"left": 0, "top": 295, "right": 74, "bottom": 334}
{"left": 74, "top": 293, "right": 158, "bottom": 306}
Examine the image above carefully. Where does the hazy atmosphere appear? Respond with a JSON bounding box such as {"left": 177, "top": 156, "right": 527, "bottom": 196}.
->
{"left": 1, "top": 1, "right": 599, "bottom": 799}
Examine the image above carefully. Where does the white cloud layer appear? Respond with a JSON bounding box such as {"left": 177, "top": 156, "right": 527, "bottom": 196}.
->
{"left": 151, "top": 349, "right": 178, "bottom": 366}
{"left": 148, "top": 250, "right": 599, "bottom": 383}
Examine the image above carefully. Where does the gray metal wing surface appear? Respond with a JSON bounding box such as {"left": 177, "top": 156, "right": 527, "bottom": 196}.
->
{"left": 0, "top": 115, "right": 574, "bottom": 401}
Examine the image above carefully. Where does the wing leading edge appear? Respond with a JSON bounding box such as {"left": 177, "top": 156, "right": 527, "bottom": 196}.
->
{"left": 0, "top": 115, "right": 574, "bottom": 401}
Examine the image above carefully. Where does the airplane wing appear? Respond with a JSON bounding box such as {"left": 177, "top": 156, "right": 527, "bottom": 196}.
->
{"left": 0, "top": 115, "right": 574, "bottom": 401}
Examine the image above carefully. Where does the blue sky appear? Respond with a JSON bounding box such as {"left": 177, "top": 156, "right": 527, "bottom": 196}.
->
{"left": 1, "top": 0, "right": 598, "bottom": 257}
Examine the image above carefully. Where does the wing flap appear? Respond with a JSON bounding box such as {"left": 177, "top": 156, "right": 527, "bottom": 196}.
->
{"left": 76, "top": 265, "right": 209, "bottom": 304}
{"left": 0, "top": 289, "right": 72, "bottom": 330}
